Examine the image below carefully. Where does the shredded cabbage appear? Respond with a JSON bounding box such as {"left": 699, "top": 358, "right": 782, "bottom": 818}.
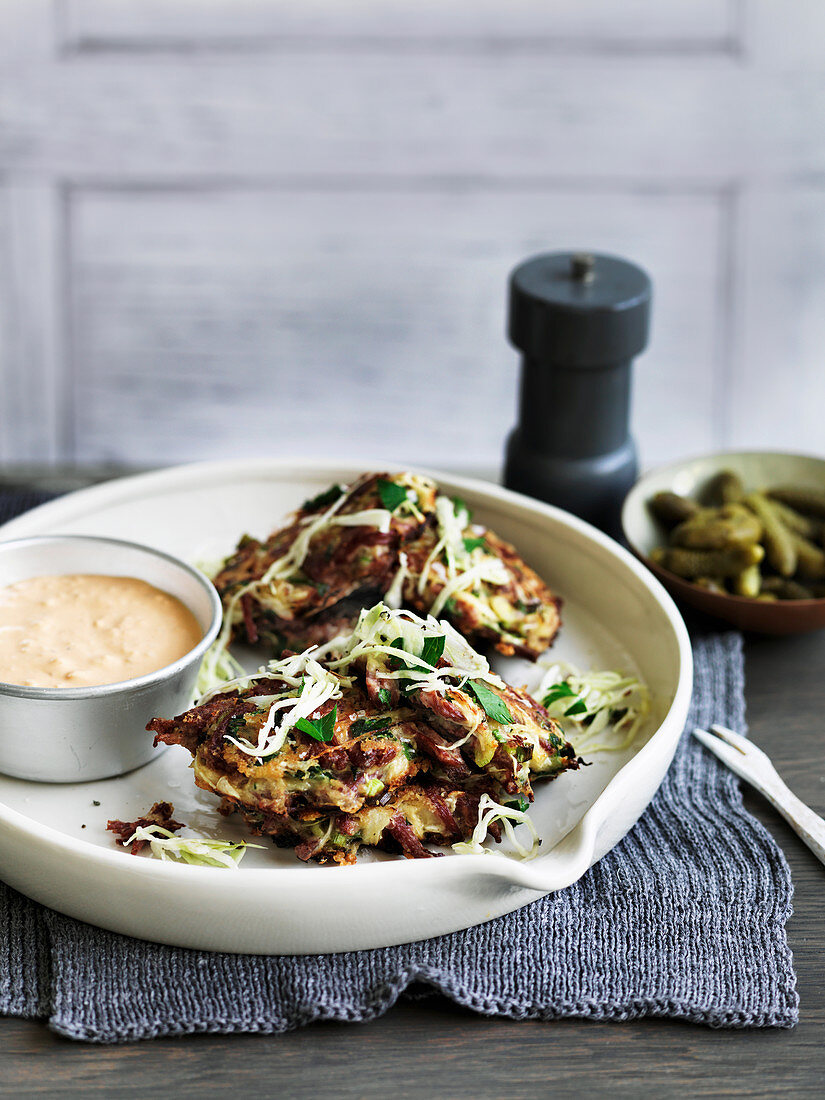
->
{"left": 451, "top": 793, "right": 541, "bottom": 860}
{"left": 196, "top": 478, "right": 419, "bottom": 697}
{"left": 320, "top": 603, "right": 502, "bottom": 696}
{"left": 384, "top": 550, "right": 409, "bottom": 610}
{"left": 419, "top": 496, "right": 510, "bottom": 616}
{"left": 536, "top": 661, "right": 650, "bottom": 752}
{"left": 212, "top": 650, "right": 347, "bottom": 760}
{"left": 124, "top": 824, "right": 260, "bottom": 868}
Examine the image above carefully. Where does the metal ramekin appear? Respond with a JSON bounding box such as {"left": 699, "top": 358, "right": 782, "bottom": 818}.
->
{"left": 0, "top": 535, "right": 222, "bottom": 783}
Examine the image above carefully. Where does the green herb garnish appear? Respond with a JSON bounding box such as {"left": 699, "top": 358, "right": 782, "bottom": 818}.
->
{"left": 463, "top": 536, "right": 486, "bottom": 553}
{"left": 302, "top": 483, "right": 344, "bottom": 512}
{"left": 467, "top": 680, "right": 514, "bottom": 725}
{"left": 505, "top": 796, "right": 530, "bottom": 814}
{"left": 420, "top": 634, "right": 445, "bottom": 668}
{"left": 542, "top": 683, "right": 576, "bottom": 706}
{"left": 377, "top": 478, "right": 409, "bottom": 513}
{"left": 225, "top": 715, "right": 248, "bottom": 737}
{"left": 349, "top": 716, "right": 393, "bottom": 737}
{"left": 295, "top": 705, "right": 338, "bottom": 743}
{"left": 377, "top": 687, "right": 392, "bottom": 708}
{"left": 564, "top": 698, "right": 588, "bottom": 717}
{"left": 510, "top": 743, "right": 533, "bottom": 762}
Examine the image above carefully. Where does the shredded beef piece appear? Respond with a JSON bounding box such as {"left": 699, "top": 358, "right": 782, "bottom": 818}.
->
{"left": 411, "top": 726, "right": 471, "bottom": 781}
{"left": 147, "top": 695, "right": 255, "bottom": 755}
{"left": 106, "top": 802, "right": 184, "bottom": 855}
{"left": 241, "top": 594, "right": 259, "bottom": 644}
{"left": 384, "top": 813, "right": 435, "bottom": 859}
{"left": 349, "top": 742, "right": 397, "bottom": 769}
{"left": 424, "top": 788, "right": 461, "bottom": 839}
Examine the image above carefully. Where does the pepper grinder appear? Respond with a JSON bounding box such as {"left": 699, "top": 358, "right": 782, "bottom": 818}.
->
{"left": 503, "top": 251, "right": 652, "bottom": 538}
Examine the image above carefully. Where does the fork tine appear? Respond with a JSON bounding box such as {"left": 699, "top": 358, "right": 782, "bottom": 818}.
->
{"left": 692, "top": 726, "right": 724, "bottom": 747}
{"left": 709, "top": 723, "right": 751, "bottom": 754}
{"left": 692, "top": 726, "right": 750, "bottom": 764}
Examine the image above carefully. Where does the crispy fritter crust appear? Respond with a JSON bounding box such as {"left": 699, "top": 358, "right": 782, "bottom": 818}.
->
{"left": 148, "top": 664, "right": 578, "bottom": 864}
{"left": 213, "top": 473, "right": 436, "bottom": 630}
{"left": 402, "top": 523, "right": 562, "bottom": 659}
{"left": 213, "top": 472, "right": 561, "bottom": 661}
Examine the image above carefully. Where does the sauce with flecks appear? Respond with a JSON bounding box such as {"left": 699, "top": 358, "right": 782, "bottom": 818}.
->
{"left": 0, "top": 574, "right": 203, "bottom": 689}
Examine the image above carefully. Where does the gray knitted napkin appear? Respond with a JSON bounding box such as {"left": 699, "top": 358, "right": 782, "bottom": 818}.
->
{"left": 0, "top": 491, "right": 799, "bottom": 1041}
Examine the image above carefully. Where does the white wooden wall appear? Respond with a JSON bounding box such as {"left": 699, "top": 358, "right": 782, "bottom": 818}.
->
{"left": 0, "top": 1, "right": 823, "bottom": 472}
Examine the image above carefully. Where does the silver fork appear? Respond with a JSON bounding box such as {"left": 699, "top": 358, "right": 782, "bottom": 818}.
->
{"left": 693, "top": 724, "right": 825, "bottom": 866}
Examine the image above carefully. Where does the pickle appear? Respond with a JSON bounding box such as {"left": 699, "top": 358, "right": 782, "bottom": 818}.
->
{"left": 733, "top": 564, "right": 761, "bottom": 598}
{"left": 658, "top": 544, "right": 763, "bottom": 580}
{"left": 790, "top": 533, "right": 825, "bottom": 580}
{"left": 766, "top": 498, "right": 820, "bottom": 539}
{"left": 767, "top": 487, "right": 825, "bottom": 520}
{"left": 649, "top": 491, "right": 701, "bottom": 528}
{"left": 704, "top": 469, "right": 745, "bottom": 506}
{"left": 777, "top": 580, "right": 814, "bottom": 601}
{"left": 743, "top": 492, "right": 797, "bottom": 577}
{"left": 694, "top": 576, "right": 727, "bottom": 594}
{"left": 670, "top": 503, "right": 761, "bottom": 550}
{"left": 760, "top": 576, "right": 812, "bottom": 600}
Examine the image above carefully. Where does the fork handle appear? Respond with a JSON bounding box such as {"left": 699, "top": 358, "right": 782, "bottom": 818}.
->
{"left": 754, "top": 769, "right": 825, "bottom": 866}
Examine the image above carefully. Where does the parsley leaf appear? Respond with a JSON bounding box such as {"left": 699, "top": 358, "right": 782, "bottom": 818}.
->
{"left": 377, "top": 687, "right": 392, "bottom": 708}
{"left": 505, "top": 796, "right": 530, "bottom": 814}
{"left": 389, "top": 637, "right": 407, "bottom": 665}
{"left": 564, "top": 698, "right": 588, "bottom": 717}
{"left": 302, "top": 484, "right": 344, "bottom": 512}
{"left": 542, "top": 683, "right": 576, "bottom": 706}
{"left": 467, "top": 680, "right": 514, "bottom": 725}
{"left": 295, "top": 705, "right": 338, "bottom": 743}
{"left": 420, "top": 634, "right": 445, "bottom": 669}
{"left": 377, "top": 478, "right": 409, "bottom": 513}
{"left": 462, "top": 536, "right": 486, "bottom": 553}
{"left": 349, "top": 716, "right": 393, "bottom": 737}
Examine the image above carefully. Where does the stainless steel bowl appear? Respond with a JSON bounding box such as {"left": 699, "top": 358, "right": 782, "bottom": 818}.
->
{"left": 0, "top": 535, "right": 222, "bottom": 782}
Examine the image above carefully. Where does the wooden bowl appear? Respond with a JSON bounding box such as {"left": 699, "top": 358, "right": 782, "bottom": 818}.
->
{"left": 621, "top": 451, "right": 825, "bottom": 634}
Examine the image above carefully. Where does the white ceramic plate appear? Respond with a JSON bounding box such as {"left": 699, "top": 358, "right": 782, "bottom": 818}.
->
{"left": 0, "top": 461, "right": 692, "bottom": 954}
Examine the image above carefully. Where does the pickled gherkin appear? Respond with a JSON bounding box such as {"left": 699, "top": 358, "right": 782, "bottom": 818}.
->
{"left": 648, "top": 491, "right": 700, "bottom": 528}
{"left": 653, "top": 543, "right": 763, "bottom": 580}
{"left": 694, "top": 576, "right": 726, "bottom": 594}
{"left": 733, "top": 564, "right": 761, "bottom": 598}
{"left": 766, "top": 498, "right": 820, "bottom": 539}
{"left": 760, "top": 576, "right": 813, "bottom": 601}
{"left": 767, "top": 487, "right": 825, "bottom": 520}
{"left": 704, "top": 469, "right": 745, "bottom": 507}
{"left": 670, "top": 503, "right": 761, "bottom": 550}
{"left": 790, "top": 533, "right": 825, "bottom": 580}
{"left": 742, "top": 493, "right": 796, "bottom": 577}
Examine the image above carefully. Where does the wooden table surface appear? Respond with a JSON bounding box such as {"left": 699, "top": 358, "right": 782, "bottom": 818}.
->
{"left": 1, "top": 470, "right": 824, "bottom": 1099}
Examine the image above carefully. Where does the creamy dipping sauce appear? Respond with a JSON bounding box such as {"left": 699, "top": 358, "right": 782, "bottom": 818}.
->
{"left": 0, "top": 574, "right": 203, "bottom": 689}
